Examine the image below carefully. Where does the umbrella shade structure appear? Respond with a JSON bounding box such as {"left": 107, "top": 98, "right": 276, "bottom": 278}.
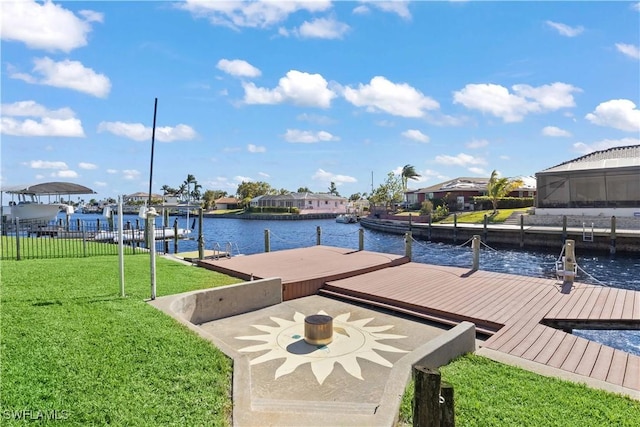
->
{"left": 2, "top": 182, "right": 96, "bottom": 196}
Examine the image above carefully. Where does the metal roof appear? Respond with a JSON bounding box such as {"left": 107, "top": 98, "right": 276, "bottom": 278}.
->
{"left": 539, "top": 144, "right": 640, "bottom": 174}
{"left": 2, "top": 182, "right": 96, "bottom": 195}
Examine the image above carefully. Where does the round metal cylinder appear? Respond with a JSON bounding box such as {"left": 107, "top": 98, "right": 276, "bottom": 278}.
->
{"left": 304, "top": 314, "right": 333, "bottom": 346}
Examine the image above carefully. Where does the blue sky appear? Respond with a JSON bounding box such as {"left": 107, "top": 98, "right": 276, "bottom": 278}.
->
{"left": 2, "top": 0, "right": 639, "bottom": 200}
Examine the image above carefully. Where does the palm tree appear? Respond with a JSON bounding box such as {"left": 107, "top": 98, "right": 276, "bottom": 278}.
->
{"left": 486, "top": 170, "right": 524, "bottom": 214}
{"left": 401, "top": 164, "right": 421, "bottom": 207}
{"left": 184, "top": 174, "right": 197, "bottom": 203}
{"left": 176, "top": 183, "right": 187, "bottom": 202}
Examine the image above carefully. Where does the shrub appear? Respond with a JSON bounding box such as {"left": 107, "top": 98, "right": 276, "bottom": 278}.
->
{"left": 472, "top": 196, "right": 534, "bottom": 210}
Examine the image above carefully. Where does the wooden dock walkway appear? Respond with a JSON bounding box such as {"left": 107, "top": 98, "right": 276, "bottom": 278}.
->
{"left": 196, "top": 246, "right": 639, "bottom": 393}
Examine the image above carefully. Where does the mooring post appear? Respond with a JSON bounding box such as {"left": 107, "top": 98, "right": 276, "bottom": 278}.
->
{"left": 198, "top": 208, "right": 204, "bottom": 260}
{"left": 413, "top": 365, "right": 441, "bottom": 427}
{"left": 409, "top": 213, "right": 412, "bottom": 231}
{"left": 483, "top": 214, "right": 488, "bottom": 242}
{"left": 610, "top": 216, "right": 616, "bottom": 255}
{"left": 316, "top": 226, "right": 321, "bottom": 245}
{"left": 562, "top": 239, "right": 576, "bottom": 294}
{"left": 358, "top": 228, "right": 364, "bottom": 251}
{"left": 472, "top": 234, "right": 481, "bottom": 270}
{"left": 163, "top": 209, "right": 170, "bottom": 254}
{"left": 453, "top": 213, "right": 457, "bottom": 244}
{"left": 440, "top": 382, "right": 455, "bottom": 427}
{"left": 428, "top": 214, "right": 432, "bottom": 241}
{"left": 264, "top": 229, "right": 270, "bottom": 252}
{"left": 562, "top": 215, "right": 567, "bottom": 243}
{"left": 173, "top": 218, "right": 179, "bottom": 254}
{"left": 405, "top": 231, "right": 412, "bottom": 260}
{"left": 520, "top": 214, "right": 525, "bottom": 248}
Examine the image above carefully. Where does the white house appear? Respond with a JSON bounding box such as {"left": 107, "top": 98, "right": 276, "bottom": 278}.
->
{"left": 250, "top": 193, "right": 348, "bottom": 214}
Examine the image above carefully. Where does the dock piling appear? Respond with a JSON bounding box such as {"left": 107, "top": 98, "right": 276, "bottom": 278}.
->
{"left": 316, "top": 226, "right": 321, "bottom": 246}
{"left": 610, "top": 216, "right": 617, "bottom": 255}
{"left": 472, "top": 235, "right": 481, "bottom": 270}
{"left": 358, "top": 228, "right": 364, "bottom": 251}
{"left": 405, "top": 231, "right": 412, "bottom": 260}
{"left": 264, "top": 229, "right": 271, "bottom": 253}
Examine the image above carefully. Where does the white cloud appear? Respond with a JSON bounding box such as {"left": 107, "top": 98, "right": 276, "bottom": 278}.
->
{"left": 296, "top": 113, "right": 334, "bottom": 125}
{"left": 97, "top": 122, "right": 197, "bottom": 142}
{"left": 545, "top": 20, "right": 584, "bottom": 37}
{"left": 79, "top": 162, "right": 98, "bottom": 170}
{"left": 468, "top": 167, "right": 487, "bottom": 175}
{"left": 352, "top": 5, "right": 370, "bottom": 15}
{"left": 359, "top": 1, "right": 411, "bottom": 19}
{"left": 27, "top": 160, "right": 68, "bottom": 170}
{"left": 234, "top": 175, "right": 253, "bottom": 183}
{"left": 466, "top": 139, "right": 489, "bottom": 149}
{"left": 615, "top": 43, "right": 640, "bottom": 60}
{"left": 573, "top": 138, "right": 640, "bottom": 155}
{"left": 542, "top": 126, "right": 572, "bottom": 137}
{"left": 243, "top": 70, "right": 336, "bottom": 108}
{"left": 401, "top": 129, "right": 429, "bottom": 143}
{"left": 216, "top": 59, "right": 261, "bottom": 78}
{"left": 180, "top": 0, "right": 332, "bottom": 29}
{"left": 284, "top": 129, "right": 339, "bottom": 143}
{"left": 453, "top": 82, "right": 580, "bottom": 122}
{"left": 11, "top": 57, "right": 111, "bottom": 98}
{"left": 52, "top": 170, "right": 78, "bottom": 178}
{"left": 1, "top": 100, "right": 85, "bottom": 137}
{"left": 247, "top": 144, "right": 266, "bottom": 153}
{"left": 258, "top": 172, "right": 270, "bottom": 178}
{"left": 297, "top": 17, "right": 350, "bottom": 39}
{"left": 585, "top": 99, "right": 640, "bottom": 132}
{"left": 343, "top": 76, "right": 439, "bottom": 118}
{"left": 1, "top": 1, "right": 102, "bottom": 52}
{"left": 106, "top": 169, "right": 118, "bottom": 174}
{"left": 122, "top": 170, "right": 141, "bottom": 180}
{"left": 435, "top": 153, "right": 486, "bottom": 167}
{"left": 311, "top": 168, "right": 357, "bottom": 184}
{"left": 633, "top": 3, "right": 640, "bottom": 12}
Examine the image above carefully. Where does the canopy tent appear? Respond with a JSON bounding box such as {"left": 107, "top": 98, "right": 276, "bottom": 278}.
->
{"left": 2, "top": 182, "right": 96, "bottom": 195}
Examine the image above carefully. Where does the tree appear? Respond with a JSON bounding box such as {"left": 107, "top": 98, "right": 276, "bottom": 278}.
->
{"left": 176, "top": 183, "right": 187, "bottom": 202}
{"left": 160, "top": 184, "right": 177, "bottom": 196}
{"left": 297, "top": 187, "right": 312, "bottom": 193}
{"left": 184, "top": 174, "right": 197, "bottom": 203}
{"left": 191, "top": 182, "right": 202, "bottom": 201}
{"left": 328, "top": 182, "right": 339, "bottom": 196}
{"left": 236, "top": 181, "right": 274, "bottom": 207}
{"left": 401, "top": 164, "right": 421, "bottom": 206}
{"left": 370, "top": 172, "right": 403, "bottom": 210}
{"left": 278, "top": 188, "right": 291, "bottom": 195}
{"left": 486, "top": 170, "right": 524, "bottom": 214}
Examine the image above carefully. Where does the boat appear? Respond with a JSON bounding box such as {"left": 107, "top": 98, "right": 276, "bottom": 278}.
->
{"left": 1, "top": 182, "right": 95, "bottom": 224}
{"left": 94, "top": 227, "right": 192, "bottom": 243}
{"left": 336, "top": 213, "right": 358, "bottom": 224}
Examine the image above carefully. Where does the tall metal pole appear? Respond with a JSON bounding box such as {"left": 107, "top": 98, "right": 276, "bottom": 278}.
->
{"left": 148, "top": 98, "right": 158, "bottom": 207}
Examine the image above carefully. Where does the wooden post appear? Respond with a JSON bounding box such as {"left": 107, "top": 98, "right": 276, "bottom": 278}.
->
{"left": 359, "top": 228, "right": 364, "bottom": 251}
{"left": 453, "top": 213, "right": 457, "bottom": 244}
{"left": 428, "top": 214, "right": 432, "bottom": 241}
{"left": 483, "top": 214, "right": 488, "bottom": 242}
{"left": 472, "top": 235, "right": 481, "bottom": 270}
{"left": 96, "top": 218, "right": 101, "bottom": 232}
{"left": 409, "top": 213, "right": 412, "bottom": 231}
{"left": 163, "top": 209, "right": 170, "bottom": 254}
{"left": 316, "top": 226, "right": 321, "bottom": 245}
{"left": 610, "top": 216, "right": 616, "bottom": 255}
{"left": 413, "top": 365, "right": 441, "bottom": 427}
{"left": 198, "top": 208, "right": 204, "bottom": 260}
{"left": 405, "top": 231, "right": 412, "bottom": 260}
{"left": 440, "top": 382, "right": 455, "bottom": 427}
{"left": 173, "top": 218, "right": 179, "bottom": 254}
{"left": 264, "top": 229, "right": 270, "bottom": 252}
{"left": 562, "top": 239, "right": 576, "bottom": 294}
{"left": 562, "top": 215, "right": 567, "bottom": 243}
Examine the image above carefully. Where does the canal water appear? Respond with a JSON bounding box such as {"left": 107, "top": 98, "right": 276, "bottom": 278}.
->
{"left": 77, "top": 214, "right": 640, "bottom": 356}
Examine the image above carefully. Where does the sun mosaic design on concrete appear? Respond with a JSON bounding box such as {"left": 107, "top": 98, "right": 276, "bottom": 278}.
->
{"left": 236, "top": 311, "right": 408, "bottom": 385}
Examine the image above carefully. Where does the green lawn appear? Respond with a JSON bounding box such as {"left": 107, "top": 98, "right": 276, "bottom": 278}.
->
{"left": 2, "top": 255, "right": 638, "bottom": 426}
{"left": 400, "top": 354, "right": 640, "bottom": 426}
{"left": 0, "top": 255, "right": 241, "bottom": 426}
{"left": 438, "top": 208, "right": 522, "bottom": 224}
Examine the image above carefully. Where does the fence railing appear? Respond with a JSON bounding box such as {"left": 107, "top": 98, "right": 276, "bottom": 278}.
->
{"left": 0, "top": 218, "right": 178, "bottom": 260}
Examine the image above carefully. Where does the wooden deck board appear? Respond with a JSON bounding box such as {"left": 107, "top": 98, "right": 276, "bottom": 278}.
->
{"left": 203, "top": 248, "right": 640, "bottom": 392}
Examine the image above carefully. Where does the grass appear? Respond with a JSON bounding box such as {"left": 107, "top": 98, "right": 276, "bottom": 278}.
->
{"left": 399, "top": 353, "right": 640, "bottom": 426}
{"left": 438, "top": 208, "right": 522, "bottom": 224}
{"left": 0, "top": 255, "right": 241, "bottom": 426}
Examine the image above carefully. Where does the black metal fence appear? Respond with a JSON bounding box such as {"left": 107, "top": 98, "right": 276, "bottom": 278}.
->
{"left": 0, "top": 218, "right": 180, "bottom": 260}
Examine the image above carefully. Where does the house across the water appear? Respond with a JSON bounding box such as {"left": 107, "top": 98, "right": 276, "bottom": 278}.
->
{"left": 250, "top": 193, "right": 348, "bottom": 214}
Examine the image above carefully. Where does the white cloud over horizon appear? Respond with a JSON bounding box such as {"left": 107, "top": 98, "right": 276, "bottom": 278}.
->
{"left": 312, "top": 168, "right": 357, "bottom": 185}
{"left": 217, "top": 59, "right": 261, "bottom": 78}
{"left": 1, "top": 100, "right": 85, "bottom": 137}
{"left": 401, "top": 129, "right": 430, "bottom": 143}
{"left": 283, "top": 129, "right": 339, "bottom": 143}
{"left": 97, "top": 122, "right": 197, "bottom": 142}
{"left": 542, "top": 126, "right": 572, "bottom": 137}
{"left": 10, "top": 57, "right": 111, "bottom": 98}
{"left": 545, "top": 20, "right": 584, "bottom": 37}
{"left": 243, "top": 70, "right": 336, "bottom": 108}
{"left": 572, "top": 138, "right": 640, "bottom": 154}
{"left": 585, "top": 99, "right": 640, "bottom": 132}
{"left": 1, "top": 1, "right": 103, "bottom": 52}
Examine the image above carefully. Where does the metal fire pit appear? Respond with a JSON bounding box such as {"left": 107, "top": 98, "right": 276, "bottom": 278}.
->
{"left": 304, "top": 314, "right": 333, "bottom": 346}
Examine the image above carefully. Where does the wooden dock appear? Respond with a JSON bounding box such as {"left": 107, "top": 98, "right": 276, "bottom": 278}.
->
{"left": 196, "top": 246, "right": 640, "bottom": 393}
